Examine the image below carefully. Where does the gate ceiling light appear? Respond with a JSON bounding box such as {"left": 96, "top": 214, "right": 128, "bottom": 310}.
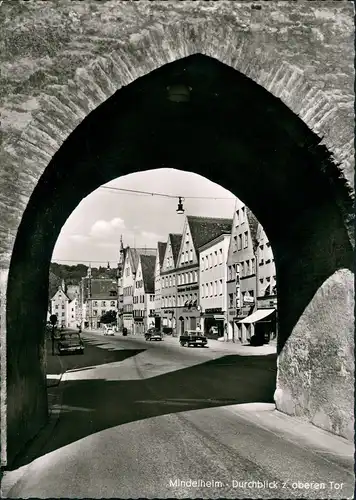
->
{"left": 176, "top": 196, "right": 185, "bottom": 215}
{"left": 167, "top": 84, "right": 192, "bottom": 102}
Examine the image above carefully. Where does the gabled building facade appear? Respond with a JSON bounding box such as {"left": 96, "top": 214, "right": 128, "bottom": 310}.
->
{"left": 154, "top": 241, "right": 167, "bottom": 330}
{"left": 160, "top": 233, "right": 182, "bottom": 333}
{"left": 133, "top": 254, "right": 156, "bottom": 334}
{"left": 121, "top": 246, "right": 156, "bottom": 333}
{"left": 198, "top": 232, "right": 231, "bottom": 337}
{"left": 175, "top": 216, "right": 233, "bottom": 335}
{"left": 50, "top": 280, "right": 69, "bottom": 327}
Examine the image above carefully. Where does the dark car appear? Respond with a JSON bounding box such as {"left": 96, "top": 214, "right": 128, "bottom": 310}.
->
{"left": 180, "top": 330, "right": 208, "bottom": 347}
{"left": 145, "top": 328, "right": 163, "bottom": 341}
{"left": 57, "top": 332, "right": 84, "bottom": 355}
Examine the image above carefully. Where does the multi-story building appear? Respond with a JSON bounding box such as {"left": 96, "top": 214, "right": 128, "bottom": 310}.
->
{"left": 66, "top": 284, "right": 81, "bottom": 328}
{"left": 153, "top": 241, "right": 167, "bottom": 330}
{"left": 133, "top": 254, "right": 156, "bottom": 334}
{"left": 198, "top": 232, "right": 231, "bottom": 338}
{"left": 50, "top": 280, "right": 69, "bottom": 327}
{"left": 122, "top": 246, "right": 156, "bottom": 333}
{"left": 226, "top": 200, "right": 278, "bottom": 343}
{"left": 226, "top": 200, "right": 259, "bottom": 342}
{"left": 175, "top": 216, "right": 233, "bottom": 335}
{"left": 85, "top": 279, "right": 118, "bottom": 329}
{"left": 160, "top": 233, "right": 182, "bottom": 333}
{"left": 254, "top": 223, "right": 277, "bottom": 340}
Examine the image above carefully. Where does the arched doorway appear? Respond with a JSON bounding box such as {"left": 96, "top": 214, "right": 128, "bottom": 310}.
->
{"left": 5, "top": 54, "right": 354, "bottom": 464}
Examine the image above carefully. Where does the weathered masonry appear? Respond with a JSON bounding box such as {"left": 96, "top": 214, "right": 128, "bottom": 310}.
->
{"left": 0, "top": 1, "right": 354, "bottom": 466}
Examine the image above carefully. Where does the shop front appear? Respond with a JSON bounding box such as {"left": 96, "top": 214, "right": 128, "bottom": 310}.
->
{"left": 203, "top": 307, "right": 225, "bottom": 339}
{"left": 133, "top": 316, "right": 144, "bottom": 335}
{"left": 177, "top": 307, "right": 201, "bottom": 334}
{"left": 237, "top": 308, "right": 276, "bottom": 344}
{"left": 123, "top": 313, "right": 133, "bottom": 334}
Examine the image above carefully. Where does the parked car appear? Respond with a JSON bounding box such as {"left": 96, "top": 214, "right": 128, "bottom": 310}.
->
{"left": 104, "top": 327, "right": 115, "bottom": 336}
{"left": 180, "top": 330, "right": 208, "bottom": 348}
{"left": 145, "top": 328, "right": 163, "bottom": 341}
{"left": 57, "top": 332, "right": 84, "bottom": 355}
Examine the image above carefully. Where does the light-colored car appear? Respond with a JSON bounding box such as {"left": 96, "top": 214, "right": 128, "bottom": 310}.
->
{"left": 104, "top": 327, "right": 115, "bottom": 336}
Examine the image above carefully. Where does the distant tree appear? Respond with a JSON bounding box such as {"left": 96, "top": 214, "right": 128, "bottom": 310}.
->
{"left": 100, "top": 310, "right": 117, "bottom": 324}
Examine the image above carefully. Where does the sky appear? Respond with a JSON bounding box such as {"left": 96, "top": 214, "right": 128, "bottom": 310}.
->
{"left": 52, "top": 168, "right": 238, "bottom": 266}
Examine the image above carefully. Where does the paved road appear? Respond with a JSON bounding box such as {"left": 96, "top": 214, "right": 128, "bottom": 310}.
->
{"left": 4, "top": 332, "right": 354, "bottom": 499}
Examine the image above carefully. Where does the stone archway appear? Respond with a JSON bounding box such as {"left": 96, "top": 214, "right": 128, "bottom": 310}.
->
{"left": 1, "top": 2, "right": 354, "bottom": 466}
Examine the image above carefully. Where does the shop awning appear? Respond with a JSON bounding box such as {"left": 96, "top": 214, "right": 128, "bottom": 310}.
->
{"left": 238, "top": 308, "right": 275, "bottom": 324}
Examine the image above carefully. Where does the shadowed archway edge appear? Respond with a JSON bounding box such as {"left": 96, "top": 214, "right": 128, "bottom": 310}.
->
{"left": 0, "top": 12, "right": 354, "bottom": 265}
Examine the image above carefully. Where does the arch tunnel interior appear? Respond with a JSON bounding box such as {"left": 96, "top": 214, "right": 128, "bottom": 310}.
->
{"left": 5, "top": 54, "right": 354, "bottom": 465}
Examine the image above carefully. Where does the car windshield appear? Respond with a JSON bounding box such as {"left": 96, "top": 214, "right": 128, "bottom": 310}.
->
{"left": 60, "top": 333, "right": 80, "bottom": 341}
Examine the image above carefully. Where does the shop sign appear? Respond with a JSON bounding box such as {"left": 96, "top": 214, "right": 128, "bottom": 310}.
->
{"left": 228, "top": 310, "right": 235, "bottom": 316}
{"left": 205, "top": 307, "right": 222, "bottom": 314}
{"left": 163, "top": 309, "right": 174, "bottom": 314}
{"left": 182, "top": 308, "right": 199, "bottom": 314}
{"left": 243, "top": 296, "right": 255, "bottom": 305}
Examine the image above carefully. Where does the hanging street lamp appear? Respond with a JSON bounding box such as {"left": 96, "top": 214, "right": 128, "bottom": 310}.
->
{"left": 176, "top": 196, "right": 185, "bottom": 215}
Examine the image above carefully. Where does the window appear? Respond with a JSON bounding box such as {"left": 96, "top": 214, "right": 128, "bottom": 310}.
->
{"left": 62, "top": 312, "right": 65, "bottom": 317}
{"left": 214, "top": 251, "right": 218, "bottom": 266}
{"left": 94, "top": 301, "right": 98, "bottom": 306}
{"left": 241, "top": 206, "right": 245, "bottom": 222}
{"left": 219, "top": 248, "right": 223, "bottom": 265}
{"left": 193, "top": 271, "right": 197, "bottom": 282}
{"left": 181, "top": 274, "right": 185, "bottom": 285}
{"left": 205, "top": 257, "right": 208, "bottom": 271}
{"left": 228, "top": 266, "right": 232, "bottom": 281}
{"left": 93, "top": 310, "right": 97, "bottom": 316}
{"left": 219, "top": 279, "right": 223, "bottom": 295}
{"left": 173, "top": 275, "right": 176, "bottom": 286}
{"left": 238, "top": 234, "right": 242, "bottom": 250}
{"left": 185, "top": 250, "right": 189, "bottom": 263}
{"left": 180, "top": 253, "right": 184, "bottom": 265}
{"left": 55, "top": 304, "right": 58, "bottom": 309}
{"left": 189, "top": 249, "right": 193, "bottom": 261}
{"left": 240, "top": 262, "right": 244, "bottom": 277}
{"left": 201, "top": 284, "right": 205, "bottom": 298}
{"left": 201, "top": 257, "right": 204, "bottom": 270}
{"left": 185, "top": 273, "right": 188, "bottom": 284}
{"left": 210, "top": 282, "right": 213, "bottom": 297}
{"left": 102, "top": 301, "right": 106, "bottom": 307}
{"left": 251, "top": 258, "right": 256, "bottom": 274}
{"left": 246, "top": 260, "right": 250, "bottom": 275}
{"left": 169, "top": 276, "right": 172, "bottom": 287}
{"left": 177, "top": 274, "right": 181, "bottom": 285}
{"left": 62, "top": 305, "right": 65, "bottom": 309}
{"left": 236, "top": 210, "right": 240, "bottom": 226}
{"left": 102, "top": 309, "right": 106, "bottom": 315}
{"left": 229, "top": 293, "right": 234, "bottom": 308}
{"left": 243, "top": 231, "right": 248, "bottom": 249}
{"left": 189, "top": 271, "right": 193, "bottom": 283}
{"left": 214, "top": 281, "right": 217, "bottom": 296}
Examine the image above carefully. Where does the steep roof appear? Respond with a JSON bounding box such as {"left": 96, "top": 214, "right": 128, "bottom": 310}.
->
{"left": 127, "top": 246, "right": 156, "bottom": 274}
{"left": 90, "top": 279, "right": 117, "bottom": 299}
{"left": 140, "top": 254, "right": 156, "bottom": 293}
{"left": 157, "top": 241, "right": 167, "bottom": 267}
{"left": 170, "top": 233, "right": 182, "bottom": 266}
{"left": 187, "top": 216, "right": 233, "bottom": 252}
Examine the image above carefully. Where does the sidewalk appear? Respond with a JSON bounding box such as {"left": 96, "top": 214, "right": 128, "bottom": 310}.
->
{"left": 226, "top": 402, "right": 354, "bottom": 468}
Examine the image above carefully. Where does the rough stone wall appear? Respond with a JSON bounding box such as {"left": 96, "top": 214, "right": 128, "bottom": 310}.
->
{"left": 275, "top": 269, "right": 354, "bottom": 441}
{"left": 0, "top": 1, "right": 354, "bottom": 463}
